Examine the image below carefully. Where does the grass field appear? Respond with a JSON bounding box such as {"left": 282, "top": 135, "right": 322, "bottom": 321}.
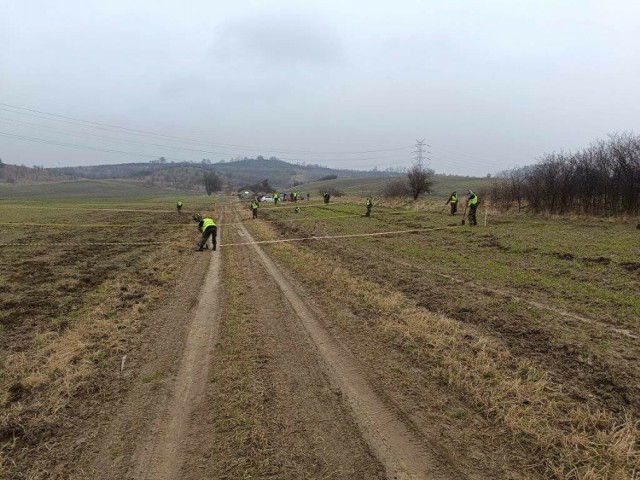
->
{"left": 0, "top": 179, "right": 196, "bottom": 200}
{"left": 247, "top": 197, "right": 640, "bottom": 479}
{"left": 295, "top": 174, "right": 493, "bottom": 199}
{"left": 2, "top": 182, "right": 639, "bottom": 479}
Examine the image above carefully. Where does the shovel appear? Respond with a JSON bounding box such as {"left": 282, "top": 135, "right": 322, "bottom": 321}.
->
{"left": 461, "top": 205, "right": 468, "bottom": 225}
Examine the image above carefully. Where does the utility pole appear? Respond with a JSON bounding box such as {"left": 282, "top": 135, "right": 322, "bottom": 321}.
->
{"left": 413, "top": 139, "right": 430, "bottom": 166}
{"left": 407, "top": 139, "right": 435, "bottom": 200}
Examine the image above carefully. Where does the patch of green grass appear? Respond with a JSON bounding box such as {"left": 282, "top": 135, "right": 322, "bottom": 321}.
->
{"left": 448, "top": 409, "right": 468, "bottom": 420}
{"left": 142, "top": 371, "right": 161, "bottom": 383}
{"left": 110, "top": 446, "right": 122, "bottom": 459}
{"left": 90, "top": 350, "right": 107, "bottom": 363}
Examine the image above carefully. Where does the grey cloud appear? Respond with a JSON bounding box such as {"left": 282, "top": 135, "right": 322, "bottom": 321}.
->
{"left": 210, "top": 12, "right": 344, "bottom": 67}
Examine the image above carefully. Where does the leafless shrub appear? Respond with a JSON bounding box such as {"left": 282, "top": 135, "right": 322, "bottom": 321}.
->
{"left": 485, "top": 133, "right": 640, "bottom": 215}
{"left": 407, "top": 164, "right": 434, "bottom": 200}
{"left": 382, "top": 178, "right": 412, "bottom": 198}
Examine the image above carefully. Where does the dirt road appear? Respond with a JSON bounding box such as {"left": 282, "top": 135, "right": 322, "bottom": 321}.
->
{"left": 83, "top": 205, "right": 476, "bottom": 480}
{"left": 233, "top": 213, "right": 461, "bottom": 479}
{"left": 127, "top": 217, "right": 224, "bottom": 480}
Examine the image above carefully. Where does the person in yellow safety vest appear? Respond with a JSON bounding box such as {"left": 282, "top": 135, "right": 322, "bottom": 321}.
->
{"left": 273, "top": 192, "right": 279, "bottom": 206}
{"left": 251, "top": 200, "right": 259, "bottom": 219}
{"left": 445, "top": 192, "right": 458, "bottom": 215}
{"left": 365, "top": 197, "right": 373, "bottom": 217}
{"left": 466, "top": 190, "right": 479, "bottom": 226}
{"left": 176, "top": 200, "right": 183, "bottom": 213}
{"left": 293, "top": 192, "right": 298, "bottom": 202}
{"left": 192, "top": 213, "right": 217, "bottom": 251}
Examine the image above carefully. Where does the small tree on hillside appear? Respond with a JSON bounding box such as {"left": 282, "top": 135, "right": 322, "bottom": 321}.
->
{"left": 203, "top": 171, "right": 222, "bottom": 195}
{"left": 407, "top": 162, "right": 434, "bottom": 200}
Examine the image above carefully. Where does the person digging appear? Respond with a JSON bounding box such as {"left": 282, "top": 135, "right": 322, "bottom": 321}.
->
{"left": 445, "top": 192, "right": 458, "bottom": 215}
{"left": 364, "top": 197, "right": 373, "bottom": 217}
{"left": 192, "top": 213, "right": 217, "bottom": 251}
{"left": 465, "top": 190, "right": 479, "bottom": 226}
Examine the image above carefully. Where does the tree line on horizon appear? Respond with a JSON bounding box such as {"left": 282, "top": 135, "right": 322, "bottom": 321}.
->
{"left": 484, "top": 133, "right": 640, "bottom": 215}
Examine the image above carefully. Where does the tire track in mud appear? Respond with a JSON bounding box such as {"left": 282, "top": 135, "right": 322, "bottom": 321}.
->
{"left": 234, "top": 211, "right": 462, "bottom": 480}
{"left": 181, "top": 212, "right": 384, "bottom": 479}
{"left": 128, "top": 210, "right": 225, "bottom": 480}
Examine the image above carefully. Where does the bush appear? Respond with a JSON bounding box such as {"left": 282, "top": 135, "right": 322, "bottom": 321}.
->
{"left": 382, "top": 179, "right": 411, "bottom": 198}
{"left": 485, "top": 132, "right": 640, "bottom": 215}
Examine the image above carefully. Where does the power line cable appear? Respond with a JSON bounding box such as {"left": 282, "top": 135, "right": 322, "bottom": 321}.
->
{"left": 0, "top": 117, "right": 239, "bottom": 157}
{"left": 0, "top": 131, "right": 193, "bottom": 162}
{"left": 0, "top": 103, "right": 413, "bottom": 155}
{"left": 0, "top": 118, "right": 408, "bottom": 163}
{"left": 0, "top": 130, "right": 408, "bottom": 170}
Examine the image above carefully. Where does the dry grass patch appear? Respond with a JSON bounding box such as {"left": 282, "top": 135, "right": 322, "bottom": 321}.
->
{"left": 0, "top": 248, "right": 197, "bottom": 478}
{"left": 245, "top": 219, "right": 640, "bottom": 479}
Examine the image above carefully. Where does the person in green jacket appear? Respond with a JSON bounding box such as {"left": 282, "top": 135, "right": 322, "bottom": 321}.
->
{"left": 193, "top": 213, "right": 217, "bottom": 251}
{"left": 273, "top": 192, "right": 280, "bottom": 206}
{"left": 176, "top": 200, "right": 183, "bottom": 213}
{"left": 445, "top": 192, "right": 458, "bottom": 215}
{"left": 365, "top": 197, "right": 373, "bottom": 217}
{"left": 251, "top": 200, "right": 259, "bottom": 219}
{"left": 466, "top": 190, "right": 479, "bottom": 226}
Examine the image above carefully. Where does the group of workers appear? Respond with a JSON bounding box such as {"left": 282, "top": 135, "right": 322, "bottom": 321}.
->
{"left": 178, "top": 188, "right": 480, "bottom": 252}
{"left": 446, "top": 190, "right": 479, "bottom": 225}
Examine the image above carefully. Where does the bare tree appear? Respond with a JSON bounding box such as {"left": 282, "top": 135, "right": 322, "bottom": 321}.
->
{"left": 203, "top": 171, "right": 222, "bottom": 196}
{"left": 382, "top": 178, "right": 412, "bottom": 198}
{"left": 407, "top": 163, "right": 434, "bottom": 200}
{"left": 484, "top": 132, "right": 640, "bottom": 215}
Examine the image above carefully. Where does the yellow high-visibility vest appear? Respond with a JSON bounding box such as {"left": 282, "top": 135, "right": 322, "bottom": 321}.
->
{"left": 201, "top": 218, "right": 216, "bottom": 232}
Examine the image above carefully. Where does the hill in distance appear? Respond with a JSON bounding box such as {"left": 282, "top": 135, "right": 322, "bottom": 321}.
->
{"left": 49, "top": 157, "right": 398, "bottom": 191}
{"left": 0, "top": 158, "right": 492, "bottom": 199}
{"left": 0, "top": 162, "right": 72, "bottom": 184}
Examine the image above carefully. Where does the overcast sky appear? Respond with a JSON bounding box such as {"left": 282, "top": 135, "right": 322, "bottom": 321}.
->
{"left": 1, "top": 0, "right": 639, "bottom": 175}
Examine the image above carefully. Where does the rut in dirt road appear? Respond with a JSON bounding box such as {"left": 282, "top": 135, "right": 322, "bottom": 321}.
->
{"left": 234, "top": 212, "right": 464, "bottom": 480}
{"left": 180, "top": 213, "right": 384, "bottom": 479}
{"left": 129, "top": 211, "right": 224, "bottom": 480}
